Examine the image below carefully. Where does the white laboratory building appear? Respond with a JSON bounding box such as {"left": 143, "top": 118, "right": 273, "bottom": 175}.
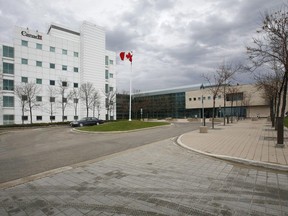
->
{"left": 0, "top": 21, "right": 116, "bottom": 125}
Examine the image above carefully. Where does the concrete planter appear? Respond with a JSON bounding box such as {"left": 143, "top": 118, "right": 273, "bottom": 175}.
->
{"left": 199, "top": 126, "right": 208, "bottom": 133}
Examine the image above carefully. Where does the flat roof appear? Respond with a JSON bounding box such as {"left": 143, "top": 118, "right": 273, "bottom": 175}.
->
{"left": 47, "top": 24, "right": 80, "bottom": 36}
{"left": 133, "top": 84, "right": 205, "bottom": 97}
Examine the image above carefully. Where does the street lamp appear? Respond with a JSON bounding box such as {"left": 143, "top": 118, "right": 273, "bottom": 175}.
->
{"left": 200, "top": 84, "right": 205, "bottom": 126}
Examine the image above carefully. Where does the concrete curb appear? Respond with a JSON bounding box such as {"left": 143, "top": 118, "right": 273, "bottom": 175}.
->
{"left": 177, "top": 134, "right": 288, "bottom": 172}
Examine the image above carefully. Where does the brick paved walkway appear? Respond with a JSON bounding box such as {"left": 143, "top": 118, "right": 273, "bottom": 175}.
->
{"left": 178, "top": 119, "right": 288, "bottom": 170}
{"left": 1, "top": 139, "right": 288, "bottom": 215}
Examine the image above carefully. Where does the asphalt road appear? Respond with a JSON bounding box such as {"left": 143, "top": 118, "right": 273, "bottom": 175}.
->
{"left": 0, "top": 122, "right": 202, "bottom": 183}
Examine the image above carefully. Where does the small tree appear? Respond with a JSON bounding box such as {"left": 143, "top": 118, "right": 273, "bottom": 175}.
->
{"left": 15, "top": 85, "right": 28, "bottom": 124}
{"left": 91, "top": 91, "right": 101, "bottom": 118}
{"left": 105, "top": 90, "right": 116, "bottom": 120}
{"left": 47, "top": 86, "right": 57, "bottom": 122}
{"left": 57, "top": 80, "right": 72, "bottom": 121}
{"left": 15, "top": 82, "right": 40, "bottom": 124}
{"left": 71, "top": 88, "right": 80, "bottom": 120}
{"left": 80, "top": 82, "right": 96, "bottom": 117}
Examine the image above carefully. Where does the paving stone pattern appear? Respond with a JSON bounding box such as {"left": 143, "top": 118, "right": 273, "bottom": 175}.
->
{"left": 0, "top": 139, "right": 288, "bottom": 216}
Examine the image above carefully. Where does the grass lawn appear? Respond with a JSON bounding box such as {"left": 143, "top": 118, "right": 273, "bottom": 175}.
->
{"left": 78, "top": 120, "right": 170, "bottom": 132}
{"left": 285, "top": 116, "right": 288, "bottom": 128}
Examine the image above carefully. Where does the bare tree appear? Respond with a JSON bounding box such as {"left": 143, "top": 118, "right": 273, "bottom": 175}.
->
{"left": 47, "top": 86, "right": 57, "bottom": 122}
{"left": 247, "top": 6, "right": 288, "bottom": 119}
{"left": 71, "top": 88, "right": 80, "bottom": 120}
{"left": 254, "top": 70, "right": 282, "bottom": 126}
{"left": 80, "top": 82, "right": 96, "bottom": 117}
{"left": 226, "top": 85, "right": 240, "bottom": 123}
{"left": 105, "top": 90, "right": 116, "bottom": 120}
{"left": 91, "top": 91, "right": 101, "bottom": 118}
{"left": 15, "top": 85, "right": 28, "bottom": 124}
{"left": 217, "top": 61, "right": 241, "bottom": 125}
{"left": 202, "top": 69, "right": 226, "bottom": 129}
{"left": 15, "top": 82, "right": 40, "bottom": 124}
{"left": 57, "top": 80, "right": 72, "bottom": 121}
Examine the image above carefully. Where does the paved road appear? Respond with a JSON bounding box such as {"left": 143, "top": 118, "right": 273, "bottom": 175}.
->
{"left": 0, "top": 122, "right": 202, "bottom": 183}
{"left": 1, "top": 139, "right": 287, "bottom": 215}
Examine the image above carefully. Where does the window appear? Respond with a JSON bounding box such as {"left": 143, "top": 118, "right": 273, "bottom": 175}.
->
{"left": 21, "top": 77, "right": 28, "bottom": 83}
{"left": 36, "top": 96, "right": 42, "bottom": 102}
{"left": 193, "top": 98, "right": 196, "bottom": 101}
{"left": 3, "top": 96, "right": 14, "bottom": 107}
{"left": 36, "top": 61, "right": 42, "bottom": 67}
{"left": 109, "top": 87, "right": 114, "bottom": 92}
{"left": 105, "top": 56, "right": 109, "bottom": 65}
{"left": 74, "top": 83, "right": 78, "bottom": 88}
{"left": 109, "top": 60, "right": 113, "bottom": 65}
{"left": 22, "top": 116, "right": 28, "bottom": 121}
{"left": 36, "top": 43, "right": 42, "bottom": 50}
{"left": 62, "top": 81, "right": 67, "bottom": 87}
{"left": 218, "top": 95, "right": 222, "bottom": 99}
{"left": 74, "top": 67, "right": 78, "bottom": 73}
{"left": 74, "top": 116, "right": 78, "bottom": 120}
{"left": 36, "top": 78, "right": 42, "bottom": 84}
{"left": 3, "top": 62, "right": 14, "bottom": 74}
{"left": 50, "top": 116, "right": 55, "bottom": 121}
{"left": 50, "top": 97, "right": 55, "bottom": 102}
{"left": 74, "top": 52, "right": 78, "bottom": 57}
{"left": 73, "top": 98, "right": 78, "bottom": 103}
{"left": 36, "top": 116, "right": 42, "bottom": 121}
{"left": 21, "top": 58, "right": 28, "bottom": 65}
{"left": 3, "top": 79, "right": 14, "bottom": 91}
{"left": 50, "top": 46, "right": 55, "bottom": 52}
{"left": 62, "top": 98, "right": 67, "bottom": 103}
{"left": 105, "top": 84, "right": 109, "bottom": 93}
{"left": 208, "top": 96, "right": 211, "bottom": 100}
{"left": 50, "top": 63, "right": 55, "bottom": 69}
{"left": 3, "top": 115, "right": 14, "bottom": 125}
{"left": 3, "top": 46, "right": 14, "bottom": 58}
{"left": 189, "top": 98, "right": 192, "bottom": 101}
{"left": 198, "top": 97, "right": 201, "bottom": 101}
{"left": 203, "top": 97, "right": 206, "bottom": 100}
{"left": 62, "top": 116, "right": 67, "bottom": 121}
{"left": 109, "top": 73, "right": 114, "bottom": 78}
{"left": 22, "top": 95, "right": 27, "bottom": 101}
{"left": 105, "top": 70, "right": 109, "bottom": 79}
{"left": 50, "top": 80, "right": 55, "bottom": 86}
{"left": 62, "top": 49, "right": 67, "bottom": 55}
{"left": 226, "top": 92, "right": 244, "bottom": 101}
{"left": 21, "top": 40, "right": 28, "bottom": 47}
{"left": 62, "top": 65, "right": 67, "bottom": 71}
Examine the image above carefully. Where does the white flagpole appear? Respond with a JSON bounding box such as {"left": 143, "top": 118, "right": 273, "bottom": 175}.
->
{"left": 129, "top": 61, "right": 132, "bottom": 121}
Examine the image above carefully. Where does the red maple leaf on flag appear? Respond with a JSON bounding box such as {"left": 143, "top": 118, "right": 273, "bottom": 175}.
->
{"left": 120, "top": 51, "right": 133, "bottom": 63}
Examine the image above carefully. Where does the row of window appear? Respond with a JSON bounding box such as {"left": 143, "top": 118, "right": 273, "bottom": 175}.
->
{"left": 2, "top": 115, "right": 81, "bottom": 125}
{"left": 20, "top": 59, "right": 79, "bottom": 72}
{"left": 189, "top": 95, "right": 222, "bottom": 101}
{"left": 2, "top": 79, "right": 78, "bottom": 91}
{"left": 3, "top": 96, "right": 80, "bottom": 107}
{"left": 21, "top": 40, "right": 79, "bottom": 57}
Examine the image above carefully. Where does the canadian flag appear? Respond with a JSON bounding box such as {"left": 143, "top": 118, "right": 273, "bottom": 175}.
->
{"left": 119, "top": 51, "right": 133, "bottom": 63}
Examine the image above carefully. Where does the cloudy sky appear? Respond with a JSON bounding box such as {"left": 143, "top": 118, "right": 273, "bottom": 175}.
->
{"left": 0, "top": 0, "right": 283, "bottom": 92}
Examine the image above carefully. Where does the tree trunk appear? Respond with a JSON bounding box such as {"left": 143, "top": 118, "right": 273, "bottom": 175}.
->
{"left": 212, "top": 98, "right": 215, "bottom": 129}
{"left": 280, "top": 73, "right": 288, "bottom": 117}
{"left": 29, "top": 105, "right": 33, "bottom": 124}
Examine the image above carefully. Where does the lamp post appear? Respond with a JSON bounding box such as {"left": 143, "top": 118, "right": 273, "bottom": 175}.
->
{"left": 200, "top": 84, "right": 205, "bottom": 126}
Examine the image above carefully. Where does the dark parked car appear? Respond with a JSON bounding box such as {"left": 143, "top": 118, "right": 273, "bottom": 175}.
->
{"left": 70, "top": 117, "right": 104, "bottom": 127}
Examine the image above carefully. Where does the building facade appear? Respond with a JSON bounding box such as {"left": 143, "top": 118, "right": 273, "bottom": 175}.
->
{"left": 127, "top": 84, "right": 272, "bottom": 120}
{"left": 0, "top": 21, "right": 116, "bottom": 125}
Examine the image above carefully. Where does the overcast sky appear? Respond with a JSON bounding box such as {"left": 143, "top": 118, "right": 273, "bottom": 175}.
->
{"left": 0, "top": 0, "right": 283, "bottom": 92}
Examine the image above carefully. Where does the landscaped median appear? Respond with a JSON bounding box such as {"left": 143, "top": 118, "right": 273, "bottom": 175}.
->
{"left": 76, "top": 120, "right": 170, "bottom": 132}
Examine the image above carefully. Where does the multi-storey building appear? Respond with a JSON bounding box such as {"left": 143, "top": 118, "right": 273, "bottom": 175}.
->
{"left": 0, "top": 21, "right": 116, "bottom": 125}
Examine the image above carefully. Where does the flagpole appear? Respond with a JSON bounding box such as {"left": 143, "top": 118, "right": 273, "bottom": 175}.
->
{"left": 129, "top": 62, "right": 132, "bottom": 121}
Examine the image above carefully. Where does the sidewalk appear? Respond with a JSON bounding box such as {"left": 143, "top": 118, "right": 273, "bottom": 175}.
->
{"left": 178, "top": 119, "right": 288, "bottom": 171}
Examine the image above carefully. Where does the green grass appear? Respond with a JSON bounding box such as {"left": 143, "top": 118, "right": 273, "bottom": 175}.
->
{"left": 285, "top": 117, "right": 288, "bottom": 128}
{"left": 78, "top": 120, "right": 170, "bottom": 132}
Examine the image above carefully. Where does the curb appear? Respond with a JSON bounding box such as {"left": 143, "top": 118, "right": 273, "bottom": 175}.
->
{"left": 176, "top": 134, "right": 288, "bottom": 172}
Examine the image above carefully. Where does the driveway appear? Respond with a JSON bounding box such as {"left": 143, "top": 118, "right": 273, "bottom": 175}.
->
{"left": 0, "top": 122, "right": 202, "bottom": 183}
